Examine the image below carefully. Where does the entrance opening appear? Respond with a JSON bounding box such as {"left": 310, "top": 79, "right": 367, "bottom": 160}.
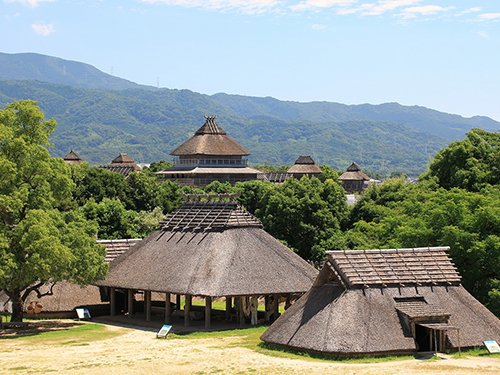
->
{"left": 415, "top": 324, "right": 432, "bottom": 351}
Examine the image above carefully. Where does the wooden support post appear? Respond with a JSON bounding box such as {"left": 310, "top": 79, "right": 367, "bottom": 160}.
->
{"left": 239, "top": 297, "right": 245, "bottom": 327}
{"left": 273, "top": 294, "right": 279, "bottom": 321}
{"left": 110, "top": 287, "right": 116, "bottom": 316}
{"left": 205, "top": 296, "right": 212, "bottom": 330}
{"left": 225, "top": 297, "right": 232, "bottom": 320}
{"left": 145, "top": 290, "right": 152, "bottom": 322}
{"left": 165, "top": 293, "right": 171, "bottom": 324}
{"left": 184, "top": 294, "right": 192, "bottom": 327}
{"left": 176, "top": 294, "right": 181, "bottom": 310}
{"left": 127, "top": 289, "right": 134, "bottom": 318}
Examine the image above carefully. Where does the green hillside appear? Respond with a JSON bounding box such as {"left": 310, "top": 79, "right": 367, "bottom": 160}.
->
{"left": 0, "top": 79, "right": 446, "bottom": 176}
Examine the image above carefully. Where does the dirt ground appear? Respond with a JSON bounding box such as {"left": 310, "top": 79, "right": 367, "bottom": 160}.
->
{"left": 1, "top": 321, "right": 500, "bottom": 374}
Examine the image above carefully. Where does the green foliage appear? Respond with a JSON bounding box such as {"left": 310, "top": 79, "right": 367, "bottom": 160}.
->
{"left": 0, "top": 100, "right": 107, "bottom": 321}
{"left": 145, "top": 160, "right": 173, "bottom": 172}
{"left": 422, "top": 129, "right": 500, "bottom": 191}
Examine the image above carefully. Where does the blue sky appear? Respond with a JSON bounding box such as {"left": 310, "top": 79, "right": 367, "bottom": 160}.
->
{"left": 2, "top": 0, "right": 500, "bottom": 121}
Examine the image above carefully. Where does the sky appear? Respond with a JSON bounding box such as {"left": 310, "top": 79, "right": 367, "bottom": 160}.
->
{"left": 1, "top": 0, "right": 500, "bottom": 121}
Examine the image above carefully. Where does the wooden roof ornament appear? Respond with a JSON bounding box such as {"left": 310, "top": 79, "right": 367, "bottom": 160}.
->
{"left": 96, "top": 197, "right": 317, "bottom": 298}
{"left": 261, "top": 247, "right": 500, "bottom": 356}
{"left": 170, "top": 116, "right": 251, "bottom": 156}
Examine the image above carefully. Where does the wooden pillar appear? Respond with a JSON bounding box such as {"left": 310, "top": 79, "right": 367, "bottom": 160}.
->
{"left": 127, "top": 289, "right": 134, "bottom": 318}
{"left": 145, "top": 290, "right": 152, "bottom": 322}
{"left": 225, "top": 297, "right": 232, "bottom": 320}
{"left": 110, "top": 287, "right": 116, "bottom": 316}
{"left": 239, "top": 297, "right": 245, "bottom": 327}
{"left": 176, "top": 294, "right": 181, "bottom": 310}
{"left": 165, "top": 293, "right": 171, "bottom": 324}
{"left": 205, "top": 296, "right": 212, "bottom": 330}
{"left": 273, "top": 294, "right": 279, "bottom": 321}
{"left": 184, "top": 294, "right": 192, "bottom": 327}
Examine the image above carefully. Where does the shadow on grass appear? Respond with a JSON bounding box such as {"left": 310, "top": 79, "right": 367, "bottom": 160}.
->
{"left": 1, "top": 321, "right": 82, "bottom": 340}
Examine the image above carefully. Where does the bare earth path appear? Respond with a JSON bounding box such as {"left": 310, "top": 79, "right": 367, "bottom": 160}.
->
{"left": 1, "top": 322, "right": 500, "bottom": 374}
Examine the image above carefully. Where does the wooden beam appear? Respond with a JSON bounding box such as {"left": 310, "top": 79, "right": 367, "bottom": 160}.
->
{"left": 110, "top": 287, "right": 116, "bottom": 316}
{"left": 145, "top": 290, "right": 152, "bottom": 322}
{"left": 127, "top": 289, "right": 134, "bottom": 319}
{"left": 176, "top": 294, "right": 181, "bottom": 310}
{"left": 239, "top": 297, "right": 245, "bottom": 327}
{"left": 184, "top": 295, "right": 192, "bottom": 327}
{"left": 165, "top": 293, "right": 171, "bottom": 324}
{"left": 205, "top": 296, "right": 212, "bottom": 330}
{"left": 225, "top": 297, "right": 232, "bottom": 320}
{"left": 273, "top": 294, "right": 279, "bottom": 321}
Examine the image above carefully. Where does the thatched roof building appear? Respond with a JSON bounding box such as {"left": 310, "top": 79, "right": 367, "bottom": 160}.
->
{"left": 261, "top": 247, "right": 500, "bottom": 356}
{"left": 156, "top": 116, "right": 262, "bottom": 187}
{"left": 338, "top": 162, "right": 370, "bottom": 192}
{"left": 96, "top": 194, "right": 318, "bottom": 329}
{"left": 63, "top": 150, "right": 82, "bottom": 165}
{"left": 99, "top": 153, "right": 142, "bottom": 177}
{"left": 287, "top": 156, "right": 322, "bottom": 179}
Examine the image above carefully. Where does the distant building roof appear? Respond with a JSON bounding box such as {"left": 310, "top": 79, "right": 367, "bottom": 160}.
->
{"left": 99, "top": 153, "right": 142, "bottom": 176}
{"left": 63, "top": 150, "right": 82, "bottom": 164}
{"left": 171, "top": 116, "right": 250, "bottom": 157}
{"left": 338, "top": 162, "right": 370, "bottom": 181}
{"left": 287, "top": 155, "right": 322, "bottom": 175}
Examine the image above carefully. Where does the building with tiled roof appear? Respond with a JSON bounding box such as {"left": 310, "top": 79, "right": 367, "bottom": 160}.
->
{"left": 156, "top": 116, "right": 262, "bottom": 187}
{"left": 261, "top": 247, "right": 500, "bottom": 356}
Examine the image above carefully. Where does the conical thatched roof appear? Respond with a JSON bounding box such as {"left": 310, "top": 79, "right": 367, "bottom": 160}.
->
{"left": 99, "top": 153, "right": 142, "bottom": 176}
{"left": 112, "top": 153, "right": 135, "bottom": 164}
{"left": 63, "top": 150, "right": 82, "bottom": 164}
{"left": 96, "top": 198, "right": 317, "bottom": 297}
{"left": 171, "top": 116, "right": 250, "bottom": 156}
{"left": 287, "top": 156, "right": 322, "bottom": 175}
{"left": 338, "top": 162, "right": 370, "bottom": 181}
{"left": 261, "top": 247, "right": 500, "bottom": 356}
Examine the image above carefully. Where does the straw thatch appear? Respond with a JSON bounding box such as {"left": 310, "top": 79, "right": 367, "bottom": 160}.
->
{"left": 99, "top": 153, "right": 142, "bottom": 176}
{"left": 338, "top": 162, "right": 370, "bottom": 182}
{"left": 96, "top": 199, "right": 318, "bottom": 297}
{"left": 261, "top": 247, "right": 500, "bottom": 356}
{"left": 171, "top": 116, "right": 250, "bottom": 156}
{"left": 63, "top": 150, "right": 82, "bottom": 165}
{"left": 287, "top": 156, "right": 322, "bottom": 177}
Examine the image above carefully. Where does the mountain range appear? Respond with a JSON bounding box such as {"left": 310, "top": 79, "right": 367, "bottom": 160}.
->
{"left": 1, "top": 52, "right": 498, "bottom": 176}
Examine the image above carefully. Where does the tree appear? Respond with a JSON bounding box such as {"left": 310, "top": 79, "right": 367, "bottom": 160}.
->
{"left": 0, "top": 100, "right": 108, "bottom": 321}
{"left": 422, "top": 129, "right": 500, "bottom": 191}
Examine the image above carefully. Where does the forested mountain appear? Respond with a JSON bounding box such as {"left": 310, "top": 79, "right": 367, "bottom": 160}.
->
{"left": 1, "top": 52, "right": 498, "bottom": 175}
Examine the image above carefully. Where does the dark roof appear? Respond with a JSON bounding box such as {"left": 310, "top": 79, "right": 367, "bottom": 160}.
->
{"left": 96, "top": 198, "right": 317, "bottom": 297}
{"left": 112, "top": 153, "right": 135, "bottom": 164}
{"left": 338, "top": 162, "right": 370, "bottom": 181}
{"left": 63, "top": 150, "right": 82, "bottom": 163}
{"left": 326, "top": 247, "right": 461, "bottom": 287}
{"left": 287, "top": 156, "right": 322, "bottom": 175}
{"left": 97, "top": 238, "right": 142, "bottom": 263}
{"left": 171, "top": 116, "right": 251, "bottom": 157}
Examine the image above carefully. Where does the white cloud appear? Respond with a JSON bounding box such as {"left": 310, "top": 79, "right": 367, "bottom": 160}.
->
{"left": 142, "top": 0, "right": 282, "bottom": 14}
{"left": 477, "top": 30, "right": 489, "bottom": 39}
{"left": 478, "top": 13, "right": 500, "bottom": 21}
{"left": 32, "top": 22, "right": 54, "bottom": 36}
{"left": 455, "top": 7, "right": 482, "bottom": 17}
{"left": 290, "top": 0, "right": 356, "bottom": 12}
{"left": 311, "top": 23, "right": 327, "bottom": 29}
{"left": 399, "top": 5, "right": 454, "bottom": 19}
{"left": 4, "top": 0, "right": 55, "bottom": 7}
{"left": 332, "top": 0, "right": 423, "bottom": 17}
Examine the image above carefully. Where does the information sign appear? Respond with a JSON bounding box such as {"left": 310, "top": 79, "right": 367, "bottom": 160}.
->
{"left": 484, "top": 340, "right": 500, "bottom": 354}
{"left": 157, "top": 325, "right": 172, "bottom": 339}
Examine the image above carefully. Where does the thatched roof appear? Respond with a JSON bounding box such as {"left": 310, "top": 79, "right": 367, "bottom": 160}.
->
{"left": 96, "top": 199, "right": 317, "bottom": 297}
{"left": 338, "top": 162, "right": 370, "bottom": 182}
{"left": 99, "top": 153, "right": 142, "bottom": 176}
{"left": 171, "top": 116, "right": 250, "bottom": 157}
{"left": 156, "top": 166, "right": 262, "bottom": 175}
{"left": 97, "top": 238, "right": 142, "bottom": 263}
{"left": 287, "top": 156, "right": 322, "bottom": 175}
{"left": 63, "top": 150, "right": 82, "bottom": 164}
{"left": 261, "top": 247, "right": 500, "bottom": 355}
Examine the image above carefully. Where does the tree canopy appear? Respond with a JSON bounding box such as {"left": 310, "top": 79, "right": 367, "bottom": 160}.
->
{"left": 0, "top": 100, "right": 108, "bottom": 321}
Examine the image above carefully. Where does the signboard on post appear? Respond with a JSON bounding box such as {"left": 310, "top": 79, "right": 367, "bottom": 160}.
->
{"left": 157, "top": 325, "right": 172, "bottom": 339}
{"left": 484, "top": 340, "right": 500, "bottom": 354}
{"left": 76, "top": 308, "right": 91, "bottom": 320}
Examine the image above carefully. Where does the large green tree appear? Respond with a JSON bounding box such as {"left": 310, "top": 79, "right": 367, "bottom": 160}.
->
{"left": 0, "top": 100, "right": 108, "bottom": 322}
